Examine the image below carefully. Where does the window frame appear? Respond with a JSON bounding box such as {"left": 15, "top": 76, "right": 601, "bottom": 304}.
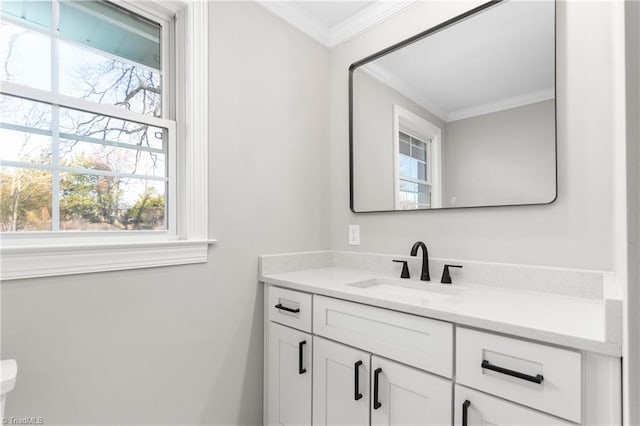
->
{"left": 1, "top": 0, "right": 212, "bottom": 280}
{"left": 392, "top": 104, "right": 442, "bottom": 210}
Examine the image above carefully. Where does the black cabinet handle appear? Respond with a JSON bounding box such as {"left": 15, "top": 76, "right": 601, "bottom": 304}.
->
{"left": 354, "top": 360, "right": 363, "bottom": 400}
{"left": 462, "top": 400, "right": 471, "bottom": 426}
{"left": 275, "top": 303, "right": 300, "bottom": 313}
{"left": 373, "top": 367, "right": 382, "bottom": 409}
{"left": 481, "top": 360, "right": 543, "bottom": 384}
{"left": 298, "top": 341, "right": 307, "bottom": 374}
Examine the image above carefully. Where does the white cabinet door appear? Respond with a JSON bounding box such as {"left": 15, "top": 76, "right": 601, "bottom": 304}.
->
{"left": 454, "top": 385, "right": 573, "bottom": 426}
{"left": 371, "top": 356, "right": 451, "bottom": 426}
{"left": 313, "top": 337, "right": 370, "bottom": 426}
{"left": 266, "top": 322, "right": 312, "bottom": 426}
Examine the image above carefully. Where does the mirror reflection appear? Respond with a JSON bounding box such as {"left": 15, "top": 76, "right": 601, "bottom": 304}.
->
{"left": 350, "top": 0, "right": 556, "bottom": 212}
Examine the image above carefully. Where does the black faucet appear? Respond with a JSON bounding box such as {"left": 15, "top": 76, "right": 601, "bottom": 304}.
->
{"left": 410, "top": 241, "right": 430, "bottom": 281}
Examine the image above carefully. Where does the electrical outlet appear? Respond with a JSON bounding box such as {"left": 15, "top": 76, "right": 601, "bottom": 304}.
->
{"left": 348, "top": 224, "right": 360, "bottom": 245}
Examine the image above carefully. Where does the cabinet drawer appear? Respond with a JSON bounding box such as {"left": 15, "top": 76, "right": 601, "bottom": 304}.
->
{"left": 313, "top": 295, "right": 453, "bottom": 377}
{"left": 268, "top": 286, "right": 312, "bottom": 333}
{"left": 454, "top": 385, "right": 573, "bottom": 426}
{"left": 456, "top": 327, "right": 581, "bottom": 422}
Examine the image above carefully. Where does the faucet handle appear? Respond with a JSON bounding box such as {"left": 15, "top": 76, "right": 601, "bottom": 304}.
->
{"left": 441, "top": 264, "right": 463, "bottom": 284}
{"left": 392, "top": 260, "right": 411, "bottom": 279}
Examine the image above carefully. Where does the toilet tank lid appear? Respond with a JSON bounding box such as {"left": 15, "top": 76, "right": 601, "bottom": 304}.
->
{"left": 1, "top": 360, "right": 17, "bottom": 395}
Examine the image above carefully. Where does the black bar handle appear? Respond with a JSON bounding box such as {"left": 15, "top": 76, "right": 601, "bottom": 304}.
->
{"left": 354, "top": 360, "right": 363, "bottom": 400}
{"left": 275, "top": 303, "right": 300, "bottom": 314}
{"left": 481, "top": 360, "right": 543, "bottom": 384}
{"left": 373, "top": 367, "right": 382, "bottom": 409}
{"left": 462, "top": 400, "right": 471, "bottom": 426}
{"left": 298, "top": 341, "right": 307, "bottom": 374}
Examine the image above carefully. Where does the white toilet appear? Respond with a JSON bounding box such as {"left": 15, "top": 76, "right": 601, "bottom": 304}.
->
{"left": 1, "top": 360, "right": 17, "bottom": 418}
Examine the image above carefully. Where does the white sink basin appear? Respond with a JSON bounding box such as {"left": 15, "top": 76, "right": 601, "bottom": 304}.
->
{"left": 347, "top": 278, "right": 463, "bottom": 302}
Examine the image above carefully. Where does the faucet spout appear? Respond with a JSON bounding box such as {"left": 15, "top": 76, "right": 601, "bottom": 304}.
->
{"left": 410, "top": 241, "right": 431, "bottom": 281}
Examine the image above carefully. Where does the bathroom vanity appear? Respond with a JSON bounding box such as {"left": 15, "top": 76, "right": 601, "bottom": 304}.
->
{"left": 260, "top": 252, "right": 622, "bottom": 426}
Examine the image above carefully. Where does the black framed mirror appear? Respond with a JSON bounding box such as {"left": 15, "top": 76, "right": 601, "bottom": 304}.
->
{"left": 349, "top": 0, "right": 556, "bottom": 213}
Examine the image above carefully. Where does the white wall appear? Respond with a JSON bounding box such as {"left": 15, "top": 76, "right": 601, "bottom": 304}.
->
{"left": 0, "top": 2, "right": 329, "bottom": 424}
{"left": 329, "top": 0, "right": 617, "bottom": 270}
{"left": 443, "top": 100, "right": 556, "bottom": 207}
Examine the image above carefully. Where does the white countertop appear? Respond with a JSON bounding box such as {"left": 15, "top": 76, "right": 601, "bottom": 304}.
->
{"left": 260, "top": 267, "right": 621, "bottom": 356}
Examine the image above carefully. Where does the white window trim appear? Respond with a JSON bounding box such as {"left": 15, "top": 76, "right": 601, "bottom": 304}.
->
{"left": 0, "top": 0, "right": 213, "bottom": 281}
{"left": 392, "top": 104, "right": 442, "bottom": 209}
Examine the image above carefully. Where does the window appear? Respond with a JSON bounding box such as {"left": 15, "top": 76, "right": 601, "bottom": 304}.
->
{"left": 393, "top": 105, "right": 442, "bottom": 210}
{"left": 1, "top": 1, "right": 211, "bottom": 280}
{"left": 1, "top": 0, "right": 172, "bottom": 232}
{"left": 398, "top": 131, "right": 432, "bottom": 209}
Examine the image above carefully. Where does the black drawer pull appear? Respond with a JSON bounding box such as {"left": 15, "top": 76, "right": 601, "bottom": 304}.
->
{"left": 354, "top": 360, "right": 363, "bottom": 400}
{"left": 298, "top": 340, "right": 307, "bottom": 374}
{"left": 275, "top": 303, "right": 300, "bottom": 314}
{"left": 373, "top": 367, "right": 382, "bottom": 409}
{"left": 481, "top": 360, "right": 544, "bottom": 384}
{"left": 462, "top": 400, "right": 470, "bottom": 426}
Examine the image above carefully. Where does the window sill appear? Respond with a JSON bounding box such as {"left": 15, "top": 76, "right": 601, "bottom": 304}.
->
{"left": 0, "top": 239, "right": 216, "bottom": 281}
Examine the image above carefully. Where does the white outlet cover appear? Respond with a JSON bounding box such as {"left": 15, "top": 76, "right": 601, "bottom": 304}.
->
{"left": 348, "top": 224, "right": 360, "bottom": 245}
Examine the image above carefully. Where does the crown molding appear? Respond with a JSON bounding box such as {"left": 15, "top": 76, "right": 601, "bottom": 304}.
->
{"left": 361, "top": 63, "right": 450, "bottom": 122}
{"left": 329, "top": 1, "right": 420, "bottom": 46}
{"left": 361, "top": 63, "right": 554, "bottom": 123}
{"left": 446, "top": 88, "right": 555, "bottom": 122}
{"left": 257, "top": 1, "right": 419, "bottom": 48}
{"left": 258, "top": 1, "right": 331, "bottom": 46}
